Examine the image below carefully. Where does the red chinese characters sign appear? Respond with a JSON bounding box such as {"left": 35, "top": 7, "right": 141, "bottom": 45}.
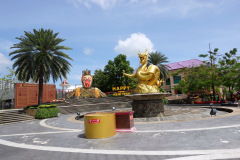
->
{"left": 129, "top": 115, "right": 133, "bottom": 120}
{"left": 88, "top": 119, "right": 100, "bottom": 124}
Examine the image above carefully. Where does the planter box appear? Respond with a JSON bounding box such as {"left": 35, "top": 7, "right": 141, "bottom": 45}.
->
{"left": 26, "top": 109, "right": 37, "bottom": 117}
{"left": 194, "top": 101, "right": 204, "bottom": 104}
{"left": 193, "top": 98, "right": 202, "bottom": 102}
{"left": 194, "top": 101, "right": 220, "bottom": 104}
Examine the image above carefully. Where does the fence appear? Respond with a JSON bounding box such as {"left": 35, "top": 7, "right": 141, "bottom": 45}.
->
{"left": 56, "top": 89, "right": 74, "bottom": 99}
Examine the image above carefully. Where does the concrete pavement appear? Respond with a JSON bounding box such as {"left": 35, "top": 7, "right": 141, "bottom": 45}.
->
{"left": 1, "top": 106, "right": 240, "bottom": 160}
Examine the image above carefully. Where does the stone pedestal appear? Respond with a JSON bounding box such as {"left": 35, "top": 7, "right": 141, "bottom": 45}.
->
{"left": 125, "top": 93, "right": 171, "bottom": 118}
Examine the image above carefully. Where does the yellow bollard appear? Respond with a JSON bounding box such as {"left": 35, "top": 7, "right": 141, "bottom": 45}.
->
{"left": 84, "top": 112, "right": 116, "bottom": 139}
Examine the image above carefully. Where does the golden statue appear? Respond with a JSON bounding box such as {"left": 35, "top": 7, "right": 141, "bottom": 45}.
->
{"left": 66, "top": 69, "right": 106, "bottom": 99}
{"left": 123, "top": 49, "right": 161, "bottom": 93}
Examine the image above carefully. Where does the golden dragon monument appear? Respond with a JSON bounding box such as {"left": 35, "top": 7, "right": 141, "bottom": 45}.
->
{"left": 123, "top": 49, "right": 161, "bottom": 93}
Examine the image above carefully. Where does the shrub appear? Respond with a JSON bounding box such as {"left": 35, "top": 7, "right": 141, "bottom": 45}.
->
{"left": 23, "top": 105, "right": 38, "bottom": 111}
{"left": 162, "top": 98, "right": 168, "bottom": 105}
{"left": 25, "top": 104, "right": 59, "bottom": 119}
{"left": 159, "top": 88, "right": 166, "bottom": 93}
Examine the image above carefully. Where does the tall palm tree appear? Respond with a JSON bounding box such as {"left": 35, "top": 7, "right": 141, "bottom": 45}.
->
{"left": 148, "top": 51, "right": 169, "bottom": 80}
{"left": 9, "top": 28, "right": 73, "bottom": 104}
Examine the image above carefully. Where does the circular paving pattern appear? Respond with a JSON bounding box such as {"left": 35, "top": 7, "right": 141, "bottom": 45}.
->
{"left": 0, "top": 106, "right": 240, "bottom": 160}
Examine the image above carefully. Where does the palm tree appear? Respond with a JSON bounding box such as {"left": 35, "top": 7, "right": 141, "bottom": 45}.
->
{"left": 9, "top": 28, "right": 73, "bottom": 105}
{"left": 148, "top": 51, "right": 169, "bottom": 79}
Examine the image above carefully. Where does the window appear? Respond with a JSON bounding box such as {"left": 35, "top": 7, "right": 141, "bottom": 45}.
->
{"left": 174, "top": 75, "right": 181, "bottom": 84}
{"left": 166, "top": 78, "right": 171, "bottom": 85}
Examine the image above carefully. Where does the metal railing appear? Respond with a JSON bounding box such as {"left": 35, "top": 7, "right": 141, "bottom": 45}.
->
{"left": 56, "top": 89, "right": 74, "bottom": 99}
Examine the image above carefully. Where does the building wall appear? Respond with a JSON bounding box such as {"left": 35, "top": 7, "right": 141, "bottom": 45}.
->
{"left": 161, "top": 59, "right": 204, "bottom": 96}
{"left": 161, "top": 70, "right": 183, "bottom": 96}
{"left": 0, "top": 79, "right": 14, "bottom": 90}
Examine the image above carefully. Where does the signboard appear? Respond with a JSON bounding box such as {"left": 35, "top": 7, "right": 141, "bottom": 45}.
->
{"left": 15, "top": 83, "right": 56, "bottom": 109}
{"left": 112, "top": 86, "right": 131, "bottom": 96}
{"left": 88, "top": 119, "right": 100, "bottom": 124}
{"left": 112, "top": 86, "right": 130, "bottom": 91}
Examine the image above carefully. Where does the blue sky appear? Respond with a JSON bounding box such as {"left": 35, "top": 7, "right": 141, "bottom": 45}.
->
{"left": 0, "top": 0, "right": 240, "bottom": 88}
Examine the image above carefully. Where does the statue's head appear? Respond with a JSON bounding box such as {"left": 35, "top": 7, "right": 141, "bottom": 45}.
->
{"left": 81, "top": 69, "right": 92, "bottom": 88}
{"left": 138, "top": 49, "right": 148, "bottom": 65}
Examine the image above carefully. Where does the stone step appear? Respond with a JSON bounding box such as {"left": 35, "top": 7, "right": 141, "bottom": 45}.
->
{"left": 0, "top": 109, "right": 35, "bottom": 125}
{"left": 1, "top": 116, "right": 33, "bottom": 121}
{"left": 56, "top": 96, "right": 131, "bottom": 107}
{"left": 0, "top": 113, "right": 33, "bottom": 119}
{"left": 58, "top": 97, "right": 132, "bottom": 115}
{"left": 0, "top": 119, "right": 35, "bottom": 125}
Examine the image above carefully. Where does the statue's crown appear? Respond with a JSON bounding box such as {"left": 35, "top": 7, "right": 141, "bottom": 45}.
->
{"left": 82, "top": 69, "right": 91, "bottom": 76}
{"left": 138, "top": 49, "right": 148, "bottom": 57}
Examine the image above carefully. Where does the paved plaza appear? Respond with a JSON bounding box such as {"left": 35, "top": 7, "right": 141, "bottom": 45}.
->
{"left": 1, "top": 106, "right": 240, "bottom": 160}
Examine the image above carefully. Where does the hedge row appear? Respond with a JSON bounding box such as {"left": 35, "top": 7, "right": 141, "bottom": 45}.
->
{"left": 24, "top": 104, "right": 59, "bottom": 119}
{"left": 23, "top": 105, "right": 38, "bottom": 110}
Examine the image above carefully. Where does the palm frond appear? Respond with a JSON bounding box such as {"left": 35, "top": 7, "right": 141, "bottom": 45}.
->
{"left": 9, "top": 28, "right": 73, "bottom": 85}
{"left": 148, "top": 51, "right": 169, "bottom": 79}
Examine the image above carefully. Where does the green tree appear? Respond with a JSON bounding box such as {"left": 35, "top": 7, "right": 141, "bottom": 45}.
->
{"left": 199, "top": 48, "right": 220, "bottom": 100}
{"left": 93, "top": 54, "right": 136, "bottom": 92}
{"left": 174, "top": 62, "right": 221, "bottom": 101}
{"left": 235, "top": 63, "right": 240, "bottom": 91}
{"left": 147, "top": 51, "right": 169, "bottom": 79}
{"left": 218, "top": 48, "right": 240, "bottom": 100}
{"left": 92, "top": 69, "right": 107, "bottom": 90}
{"left": 9, "top": 28, "right": 73, "bottom": 105}
{"left": 174, "top": 65, "right": 211, "bottom": 94}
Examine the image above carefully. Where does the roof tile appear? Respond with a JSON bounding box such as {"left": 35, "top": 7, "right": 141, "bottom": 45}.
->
{"left": 166, "top": 59, "right": 204, "bottom": 71}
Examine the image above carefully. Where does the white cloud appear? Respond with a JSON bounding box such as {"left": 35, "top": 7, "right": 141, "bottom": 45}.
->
{"left": 156, "top": 0, "right": 216, "bottom": 17}
{"left": 0, "top": 53, "right": 12, "bottom": 72}
{"left": 0, "top": 39, "right": 14, "bottom": 53}
{"left": 90, "top": 0, "right": 118, "bottom": 9}
{"left": 83, "top": 47, "right": 94, "bottom": 55}
{"left": 68, "top": 0, "right": 223, "bottom": 18}
{"left": 114, "top": 33, "right": 155, "bottom": 57}
{"left": 135, "top": 0, "right": 223, "bottom": 18}
{"left": 68, "top": 0, "right": 158, "bottom": 10}
{"left": 68, "top": 0, "right": 119, "bottom": 9}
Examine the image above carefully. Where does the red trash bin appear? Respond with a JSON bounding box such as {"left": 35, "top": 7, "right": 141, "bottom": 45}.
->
{"left": 115, "top": 111, "right": 136, "bottom": 132}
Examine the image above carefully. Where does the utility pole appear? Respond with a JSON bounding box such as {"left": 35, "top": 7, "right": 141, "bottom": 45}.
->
{"left": 208, "top": 43, "right": 216, "bottom": 101}
{"left": 208, "top": 43, "right": 213, "bottom": 67}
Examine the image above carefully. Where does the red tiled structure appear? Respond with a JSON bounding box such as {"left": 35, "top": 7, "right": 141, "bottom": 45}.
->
{"left": 59, "top": 79, "right": 70, "bottom": 90}
{"left": 167, "top": 59, "right": 203, "bottom": 71}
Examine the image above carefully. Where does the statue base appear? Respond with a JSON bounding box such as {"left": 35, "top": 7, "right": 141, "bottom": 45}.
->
{"left": 125, "top": 93, "right": 171, "bottom": 118}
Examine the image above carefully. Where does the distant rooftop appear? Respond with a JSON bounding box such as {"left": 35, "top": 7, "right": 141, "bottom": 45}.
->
{"left": 166, "top": 59, "right": 204, "bottom": 71}
{"left": 59, "top": 79, "right": 70, "bottom": 87}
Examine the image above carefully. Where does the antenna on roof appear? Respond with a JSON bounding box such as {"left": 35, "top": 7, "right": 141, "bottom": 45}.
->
{"left": 208, "top": 43, "right": 213, "bottom": 54}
